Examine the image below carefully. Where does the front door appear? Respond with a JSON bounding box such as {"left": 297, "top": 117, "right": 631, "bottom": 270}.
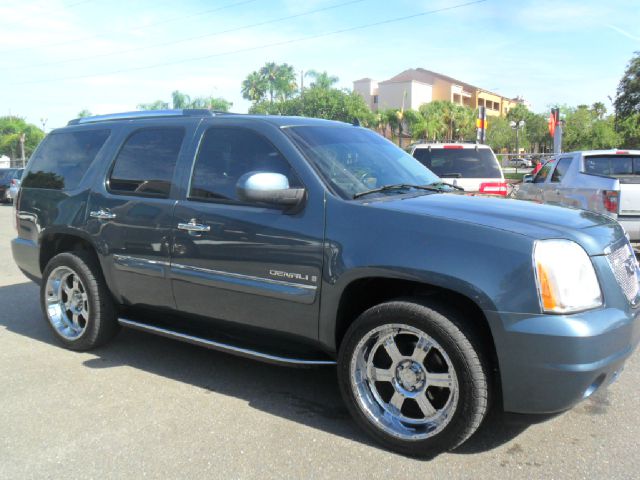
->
{"left": 170, "top": 125, "right": 324, "bottom": 339}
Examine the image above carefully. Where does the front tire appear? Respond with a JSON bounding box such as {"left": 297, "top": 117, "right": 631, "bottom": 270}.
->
{"left": 337, "top": 299, "right": 490, "bottom": 457}
{"left": 41, "top": 251, "right": 119, "bottom": 351}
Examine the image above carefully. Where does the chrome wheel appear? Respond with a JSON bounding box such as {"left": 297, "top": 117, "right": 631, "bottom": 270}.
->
{"left": 44, "top": 266, "right": 90, "bottom": 340}
{"left": 350, "top": 324, "right": 459, "bottom": 441}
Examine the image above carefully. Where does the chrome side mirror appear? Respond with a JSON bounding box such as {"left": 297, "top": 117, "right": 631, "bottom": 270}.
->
{"left": 236, "top": 172, "right": 305, "bottom": 208}
{"left": 523, "top": 174, "right": 534, "bottom": 183}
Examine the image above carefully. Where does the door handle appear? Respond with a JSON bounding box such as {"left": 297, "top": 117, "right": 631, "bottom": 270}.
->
{"left": 89, "top": 209, "right": 116, "bottom": 220}
{"left": 177, "top": 219, "right": 210, "bottom": 232}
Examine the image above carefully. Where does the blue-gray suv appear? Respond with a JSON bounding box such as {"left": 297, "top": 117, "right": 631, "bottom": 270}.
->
{"left": 11, "top": 110, "right": 640, "bottom": 456}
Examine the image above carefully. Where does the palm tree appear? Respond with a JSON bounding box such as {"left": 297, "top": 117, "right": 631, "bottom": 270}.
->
{"left": 273, "top": 63, "right": 297, "bottom": 102}
{"left": 241, "top": 71, "right": 267, "bottom": 103}
{"left": 305, "top": 70, "right": 339, "bottom": 89}
{"left": 592, "top": 102, "right": 607, "bottom": 120}
{"left": 171, "top": 90, "right": 191, "bottom": 109}
{"left": 259, "top": 62, "right": 280, "bottom": 104}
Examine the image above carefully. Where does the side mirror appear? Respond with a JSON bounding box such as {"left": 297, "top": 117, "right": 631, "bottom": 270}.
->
{"left": 523, "top": 174, "right": 534, "bottom": 183}
{"left": 236, "top": 172, "right": 305, "bottom": 209}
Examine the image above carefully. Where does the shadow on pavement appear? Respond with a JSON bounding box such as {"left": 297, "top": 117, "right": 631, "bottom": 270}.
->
{"left": 0, "top": 281, "right": 545, "bottom": 457}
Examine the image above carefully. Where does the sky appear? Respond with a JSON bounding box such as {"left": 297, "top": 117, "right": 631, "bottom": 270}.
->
{"left": 0, "top": 0, "right": 638, "bottom": 130}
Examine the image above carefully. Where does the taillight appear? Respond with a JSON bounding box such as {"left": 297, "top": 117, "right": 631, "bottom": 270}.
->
{"left": 603, "top": 190, "right": 619, "bottom": 214}
{"left": 479, "top": 182, "right": 508, "bottom": 196}
{"left": 443, "top": 145, "right": 464, "bottom": 149}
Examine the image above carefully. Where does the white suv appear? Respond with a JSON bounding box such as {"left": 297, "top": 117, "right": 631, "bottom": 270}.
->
{"left": 410, "top": 143, "right": 506, "bottom": 195}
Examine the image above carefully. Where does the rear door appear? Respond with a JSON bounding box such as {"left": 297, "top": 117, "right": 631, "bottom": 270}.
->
{"left": 169, "top": 122, "right": 325, "bottom": 339}
{"left": 87, "top": 121, "right": 195, "bottom": 309}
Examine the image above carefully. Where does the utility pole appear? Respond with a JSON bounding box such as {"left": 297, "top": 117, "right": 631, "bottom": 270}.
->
{"left": 300, "top": 70, "right": 304, "bottom": 95}
{"left": 40, "top": 118, "right": 47, "bottom": 133}
{"left": 19, "top": 133, "right": 26, "bottom": 168}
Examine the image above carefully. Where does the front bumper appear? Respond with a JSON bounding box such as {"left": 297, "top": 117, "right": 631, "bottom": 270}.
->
{"left": 488, "top": 305, "right": 640, "bottom": 414}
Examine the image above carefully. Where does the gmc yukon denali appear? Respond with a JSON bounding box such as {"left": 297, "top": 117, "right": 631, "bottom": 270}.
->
{"left": 11, "top": 110, "right": 640, "bottom": 456}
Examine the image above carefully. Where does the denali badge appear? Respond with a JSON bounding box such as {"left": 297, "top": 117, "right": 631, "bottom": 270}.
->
{"left": 269, "top": 270, "right": 317, "bottom": 283}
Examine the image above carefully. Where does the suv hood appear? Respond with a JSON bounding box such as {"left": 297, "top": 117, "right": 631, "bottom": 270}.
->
{"left": 370, "top": 193, "right": 625, "bottom": 255}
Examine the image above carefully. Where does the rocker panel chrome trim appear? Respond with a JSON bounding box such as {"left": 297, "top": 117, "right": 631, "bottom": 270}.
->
{"left": 118, "top": 318, "right": 336, "bottom": 366}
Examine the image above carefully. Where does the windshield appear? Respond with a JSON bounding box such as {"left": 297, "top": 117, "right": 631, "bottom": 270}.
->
{"left": 285, "top": 126, "right": 440, "bottom": 199}
{"left": 412, "top": 148, "right": 502, "bottom": 179}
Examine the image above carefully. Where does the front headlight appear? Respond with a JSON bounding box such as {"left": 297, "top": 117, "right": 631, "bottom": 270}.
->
{"left": 533, "top": 239, "right": 602, "bottom": 313}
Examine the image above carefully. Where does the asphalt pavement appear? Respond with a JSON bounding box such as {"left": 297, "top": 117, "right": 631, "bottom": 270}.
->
{"left": 0, "top": 203, "right": 638, "bottom": 479}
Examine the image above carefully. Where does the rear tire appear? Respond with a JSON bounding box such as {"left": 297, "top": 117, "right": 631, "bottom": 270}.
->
{"left": 41, "top": 251, "right": 119, "bottom": 351}
{"left": 337, "top": 299, "right": 490, "bottom": 457}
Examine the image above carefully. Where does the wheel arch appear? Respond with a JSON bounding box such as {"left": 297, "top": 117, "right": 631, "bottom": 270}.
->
{"left": 328, "top": 275, "right": 502, "bottom": 404}
{"left": 39, "top": 228, "right": 101, "bottom": 273}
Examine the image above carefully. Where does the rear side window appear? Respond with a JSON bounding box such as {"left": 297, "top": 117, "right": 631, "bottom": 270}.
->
{"left": 412, "top": 148, "right": 501, "bottom": 179}
{"left": 583, "top": 155, "right": 640, "bottom": 176}
{"left": 22, "top": 130, "right": 110, "bottom": 190}
{"left": 109, "top": 128, "right": 184, "bottom": 198}
{"left": 550, "top": 157, "right": 572, "bottom": 183}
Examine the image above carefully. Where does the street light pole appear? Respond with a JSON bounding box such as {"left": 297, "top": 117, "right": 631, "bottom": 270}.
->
{"left": 509, "top": 119, "right": 525, "bottom": 157}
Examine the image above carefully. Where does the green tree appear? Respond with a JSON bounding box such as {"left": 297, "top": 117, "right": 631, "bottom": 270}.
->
{"left": 77, "top": 109, "right": 92, "bottom": 118}
{"left": 305, "top": 70, "right": 339, "bottom": 89}
{"left": 618, "top": 113, "right": 640, "bottom": 148}
{"left": 243, "top": 62, "right": 298, "bottom": 105}
{"left": 615, "top": 51, "right": 640, "bottom": 119}
{"left": 592, "top": 102, "right": 607, "bottom": 120}
{"left": 189, "top": 96, "right": 233, "bottom": 112}
{"left": 241, "top": 71, "right": 267, "bottom": 103}
{"left": 486, "top": 116, "right": 513, "bottom": 152}
{"left": 0, "top": 116, "right": 45, "bottom": 161}
{"left": 250, "top": 88, "right": 371, "bottom": 125}
{"left": 138, "top": 91, "right": 232, "bottom": 111}
{"left": 171, "top": 90, "right": 191, "bottom": 109}
{"left": 137, "top": 100, "right": 169, "bottom": 110}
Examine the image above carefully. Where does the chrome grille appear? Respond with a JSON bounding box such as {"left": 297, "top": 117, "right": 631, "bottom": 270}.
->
{"left": 607, "top": 243, "right": 640, "bottom": 304}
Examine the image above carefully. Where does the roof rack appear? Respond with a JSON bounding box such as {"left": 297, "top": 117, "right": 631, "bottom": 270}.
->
{"left": 67, "top": 109, "right": 225, "bottom": 125}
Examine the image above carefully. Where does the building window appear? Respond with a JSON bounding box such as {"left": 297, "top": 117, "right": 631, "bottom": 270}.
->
{"left": 373, "top": 95, "right": 378, "bottom": 104}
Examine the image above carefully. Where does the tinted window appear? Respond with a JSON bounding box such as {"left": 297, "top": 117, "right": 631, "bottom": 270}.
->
{"left": 412, "top": 148, "right": 502, "bottom": 179}
{"left": 0, "top": 169, "right": 18, "bottom": 184}
{"left": 190, "top": 128, "right": 299, "bottom": 203}
{"left": 285, "top": 127, "right": 440, "bottom": 199}
{"left": 22, "top": 130, "right": 110, "bottom": 190}
{"left": 583, "top": 155, "right": 640, "bottom": 176}
{"left": 533, "top": 161, "right": 555, "bottom": 183}
{"left": 109, "top": 128, "right": 184, "bottom": 198}
{"left": 550, "top": 157, "right": 572, "bottom": 183}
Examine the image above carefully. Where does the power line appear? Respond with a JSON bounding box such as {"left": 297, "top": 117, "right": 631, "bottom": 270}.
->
{"left": 0, "top": 0, "right": 259, "bottom": 54}
{"left": 13, "top": 0, "right": 487, "bottom": 86}
{"left": 17, "top": 0, "right": 365, "bottom": 70}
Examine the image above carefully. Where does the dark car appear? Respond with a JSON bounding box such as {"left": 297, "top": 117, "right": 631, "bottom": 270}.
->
{"left": 0, "top": 168, "right": 23, "bottom": 203}
{"left": 11, "top": 110, "right": 640, "bottom": 457}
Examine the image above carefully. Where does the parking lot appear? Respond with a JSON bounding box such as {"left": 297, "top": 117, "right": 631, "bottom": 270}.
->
{"left": 0, "top": 203, "right": 638, "bottom": 480}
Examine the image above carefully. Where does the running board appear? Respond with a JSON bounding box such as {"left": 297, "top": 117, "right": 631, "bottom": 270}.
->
{"left": 117, "top": 318, "right": 336, "bottom": 367}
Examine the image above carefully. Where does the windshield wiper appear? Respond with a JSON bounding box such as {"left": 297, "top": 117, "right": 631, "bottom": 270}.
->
{"left": 353, "top": 183, "right": 443, "bottom": 199}
{"left": 428, "top": 181, "right": 464, "bottom": 191}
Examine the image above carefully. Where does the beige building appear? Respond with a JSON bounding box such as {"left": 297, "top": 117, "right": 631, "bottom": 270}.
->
{"left": 354, "top": 68, "right": 525, "bottom": 117}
